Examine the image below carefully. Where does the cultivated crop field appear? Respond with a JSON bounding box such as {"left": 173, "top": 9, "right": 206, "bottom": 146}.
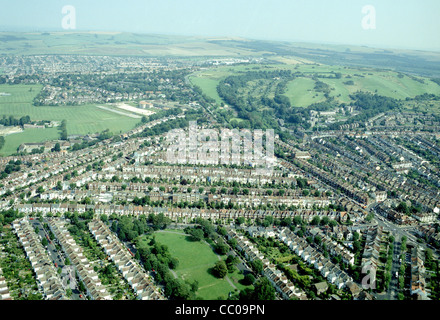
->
{"left": 0, "top": 32, "right": 257, "bottom": 57}
{"left": 0, "top": 84, "right": 140, "bottom": 155}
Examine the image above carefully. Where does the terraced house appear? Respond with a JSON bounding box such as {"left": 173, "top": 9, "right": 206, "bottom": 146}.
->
{"left": 88, "top": 219, "right": 165, "bottom": 300}
{"left": 0, "top": 268, "right": 12, "bottom": 300}
{"left": 48, "top": 218, "right": 112, "bottom": 300}
{"left": 226, "top": 228, "right": 308, "bottom": 300}
{"left": 12, "top": 218, "right": 67, "bottom": 300}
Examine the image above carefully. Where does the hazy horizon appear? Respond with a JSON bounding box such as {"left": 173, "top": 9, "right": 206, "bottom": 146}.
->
{"left": 0, "top": 0, "right": 439, "bottom": 52}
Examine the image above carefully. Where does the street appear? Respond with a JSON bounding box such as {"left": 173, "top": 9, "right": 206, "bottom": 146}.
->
{"left": 30, "top": 218, "right": 84, "bottom": 300}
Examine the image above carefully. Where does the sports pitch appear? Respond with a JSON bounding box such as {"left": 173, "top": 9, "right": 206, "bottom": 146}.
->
{"left": 0, "top": 84, "right": 140, "bottom": 155}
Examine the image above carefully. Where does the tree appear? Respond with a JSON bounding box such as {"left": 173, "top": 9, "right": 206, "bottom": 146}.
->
{"left": 169, "top": 257, "right": 179, "bottom": 270}
{"left": 314, "top": 235, "right": 322, "bottom": 246}
{"left": 53, "top": 142, "right": 61, "bottom": 152}
{"left": 264, "top": 215, "right": 274, "bottom": 226}
{"left": 165, "top": 278, "right": 192, "bottom": 300}
{"left": 217, "top": 226, "right": 227, "bottom": 236}
{"left": 215, "top": 239, "right": 229, "bottom": 255}
{"left": 212, "top": 260, "right": 228, "bottom": 278}
{"left": 293, "top": 215, "right": 303, "bottom": 226}
{"left": 252, "top": 278, "right": 276, "bottom": 300}
{"left": 250, "top": 259, "right": 263, "bottom": 274}
{"left": 78, "top": 279, "right": 86, "bottom": 293}
{"left": 396, "top": 202, "right": 410, "bottom": 214}
{"left": 243, "top": 273, "right": 256, "bottom": 285}
{"left": 188, "top": 228, "right": 204, "bottom": 242}
{"left": 225, "top": 254, "right": 238, "bottom": 272}
{"left": 281, "top": 217, "right": 292, "bottom": 227}
{"left": 329, "top": 219, "right": 337, "bottom": 228}
{"left": 0, "top": 136, "right": 5, "bottom": 151}
{"left": 236, "top": 217, "right": 245, "bottom": 225}
{"left": 190, "top": 280, "right": 199, "bottom": 293}
{"left": 320, "top": 216, "right": 330, "bottom": 226}
{"left": 59, "top": 119, "right": 68, "bottom": 140}
{"left": 41, "top": 237, "right": 48, "bottom": 247}
{"left": 311, "top": 216, "right": 321, "bottom": 225}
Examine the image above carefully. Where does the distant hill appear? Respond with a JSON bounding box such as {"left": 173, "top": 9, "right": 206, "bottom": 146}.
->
{"left": 1, "top": 31, "right": 440, "bottom": 77}
{"left": 208, "top": 39, "right": 440, "bottom": 78}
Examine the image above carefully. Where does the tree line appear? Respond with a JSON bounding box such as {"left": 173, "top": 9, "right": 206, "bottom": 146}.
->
{"left": 0, "top": 115, "right": 31, "bottom": 127}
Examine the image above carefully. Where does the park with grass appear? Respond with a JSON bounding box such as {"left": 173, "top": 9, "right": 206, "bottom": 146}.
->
{"left": 137, "top": 230, "right": 251, "bottom": 300}
{"left": 189, "top": 62, "right": 440, "bottom": 109}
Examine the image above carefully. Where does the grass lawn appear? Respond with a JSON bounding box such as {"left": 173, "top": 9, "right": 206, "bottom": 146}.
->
{"left": 189, "top": 76, "right": 224, "bottom": 104}
{"left": 188, "top": 64, "right": 276, "bottom": 105}
{"left": 285, "top": 77, "right": 326, "bottom": 107}
{"left": 0, "top": 84, "right": 140, "bottom": 135}
{"left": 190, "top": 63, "right": 440, "bottom": 111}
{"left": 0, "top": 84, "right": 140, "bottom": 155}
{"left": 142, "top": 231, "right": 250, "bottom": 300}
{"left": 286, "top": 68, "right": 440, "bottom": 106}
{"left": 0, "top": 127, "right": 59, "bottom": 156}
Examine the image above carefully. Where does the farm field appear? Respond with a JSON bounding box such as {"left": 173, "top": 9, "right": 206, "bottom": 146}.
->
{"left": 140, "top": 230, "right": 249, "bottom": 300}
{"left": 0, "top": 32, "right": 257, "bottom": 57}
{"left": 0, "top": 84, "right": 140, "bottom": 155}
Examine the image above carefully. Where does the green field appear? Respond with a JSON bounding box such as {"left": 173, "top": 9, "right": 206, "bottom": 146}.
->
{"left": 189, "top": 63, "right": 440, "bottom": 108}
{"left": 0, "top": 84, "right": 140, "bottom": 155}
{"left": 140, "top": 231, "right": 249, "bottom": 300}
{"left": 285, "top": 77, "right": 326, "bottom": 107}
{"left": 0, "top": 128, "right": 59, "bottom": 156}
{"left": 189, "top": 76, "right": 224, "bottom": 104}
{"left": 287, "top": 65, "right": 440, "bottom": 106}
{"left": 0, "top": 32, "right": 257, "bottom": 57}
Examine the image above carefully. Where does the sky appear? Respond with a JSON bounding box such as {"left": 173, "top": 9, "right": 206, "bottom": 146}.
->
{"left": 0, "top": 0, "right": 439, "bottom": 51}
